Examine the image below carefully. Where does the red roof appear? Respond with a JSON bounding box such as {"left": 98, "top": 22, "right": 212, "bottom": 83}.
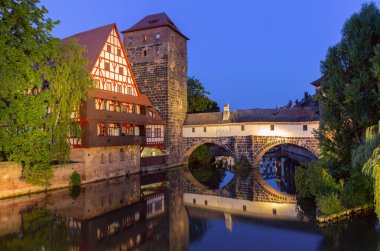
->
{"left": 61, "top": 24, "right": 115, "bottom": 71}
{"left": 121, "top": 13, "right": 189, "bottom": 40}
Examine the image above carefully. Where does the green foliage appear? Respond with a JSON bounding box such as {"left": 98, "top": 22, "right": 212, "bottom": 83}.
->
{"left": 189, "top": 145, "right": 212, "bottom": 165}
{"left": 315, "top": 3, "right": 380, "bottom": 179}
{"left": 362, "top": 124, "right": 380, "bottom": 219}
{"left": 295, "top": 162, "right": 342, "bottom": 198}
{"left": 341, "top": 172, "right": 373, "bottom": 208}
{"left": 0, "top": 1, "right": 92, "bottom": 185}
{"left": 0, "top": 208, "right": 73, "bottom": 250}
{"left": 187, "top": 76, "right": 220, "bottom": 113}
{"left": 69, "top": 171, "right": 81, "bottom": 187}
{"left": 317, "top": 193, "right": 345, "bottom": 215}
{"left": 233, "top": 156, "right": 252, "bottom": 178}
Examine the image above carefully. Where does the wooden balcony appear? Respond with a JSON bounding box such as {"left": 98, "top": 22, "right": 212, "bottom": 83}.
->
{"left": 86, "top": 135, "right": 145, "bottom": 147}
{"left": 145, "top": 137, "right": 164, "bottom": 146}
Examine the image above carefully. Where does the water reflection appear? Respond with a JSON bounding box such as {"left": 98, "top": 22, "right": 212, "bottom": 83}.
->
{"left": 0, "top": 168, "right": 378, "bottom": 251}
{"left": 0, "top": 170, "right": 188, "bottom": 251}
{"left": 259, "top": 144, "right": 316, "bottom": 195}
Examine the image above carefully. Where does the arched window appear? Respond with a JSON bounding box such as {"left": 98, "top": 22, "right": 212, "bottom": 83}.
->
{"left": 101, "top": 154, "right": 106, "bottom": 164}
{"left": 120, "top": 149, "right": 125, "bottom": 161}
{"left": 109, "top": 153, "right": 113, "bottom": 163}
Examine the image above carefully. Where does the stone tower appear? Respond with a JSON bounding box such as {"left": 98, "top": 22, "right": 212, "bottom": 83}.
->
{"left": 122, "top": 13, "right": 188, "bottom": 165}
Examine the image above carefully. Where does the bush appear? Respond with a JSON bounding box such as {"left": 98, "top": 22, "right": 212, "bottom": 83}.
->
{"left": 189, "top": 145, "right": 212, "bottom": 165}
{"left": 317, "top": 193, "right": 345, "bottom": 215}
{"left": 69, "top": 171, "right": 81, "bottom": 187}
{"left": 295, "top": 161, "right": 342, "bottom": 198}
{"left": 341, "top": 172, "right": 373, "bottom": 208}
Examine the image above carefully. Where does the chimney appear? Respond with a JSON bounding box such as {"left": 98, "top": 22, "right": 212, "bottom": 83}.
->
{"left": 304, "top": 92, "right": 308, "bottom": 100}
{"left": 223, "top": 104, "right": 230, "bottom": 121}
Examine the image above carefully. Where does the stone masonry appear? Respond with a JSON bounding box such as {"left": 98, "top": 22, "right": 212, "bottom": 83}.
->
{"left": 123, "top": 21, "right": 188, "bottom": 166}
{"left": 183, "top": 136, "right": 319, "bottom": 203}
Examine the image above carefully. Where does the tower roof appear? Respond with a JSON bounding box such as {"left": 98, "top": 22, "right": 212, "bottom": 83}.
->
{"left": 61, "top": 23, "right": 115, "bottom": 71}
{"left": 121, "top": 13, "right": 189, "bottom": 40}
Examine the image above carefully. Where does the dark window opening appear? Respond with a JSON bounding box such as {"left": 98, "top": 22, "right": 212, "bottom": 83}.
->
{"left": 203, "top": 127, "right": 207, "bottom": 132}
{"left": 303, "top": 125, "right": 308, "bottom": 131}
{"left": 192, "top": 128, "right": 195, "bottom": 133}
{"left": 241, "top": 125, "right": 245, "bottom": 131}
{"left": 117, "top": 49, "right": 121, "bottom": 56}
{"left": 107, "top": 44, "right": 111, "bottom": 53}
{"left": 104, "top": 62, "right": 110, "bottom": 71}
{"left": 270, "top": 125, "right": 275, "bottom": 131}
{"left": 144, "top": 50, "right": 147, "bottom": 56}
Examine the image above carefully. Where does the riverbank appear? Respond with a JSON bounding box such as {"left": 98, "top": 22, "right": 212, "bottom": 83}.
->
{"left": 0, "top": 161, "right": 181, "bottom": 200}
{"left": 316, "top": 204, "right": 374, "bottom": 227}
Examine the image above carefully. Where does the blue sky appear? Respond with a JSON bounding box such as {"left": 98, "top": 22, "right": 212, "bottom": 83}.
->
{"left": 40, "top": 0, "right": 379, "bottom": 110}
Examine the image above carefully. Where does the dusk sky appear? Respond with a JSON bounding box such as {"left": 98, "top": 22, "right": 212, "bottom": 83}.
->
{"left": 40, "top": 0, "right": 379, "bottom": 110}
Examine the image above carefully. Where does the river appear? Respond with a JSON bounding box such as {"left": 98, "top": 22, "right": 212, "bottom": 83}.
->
{"left": 0, "top": 167, "right": 378, "bottom": 251}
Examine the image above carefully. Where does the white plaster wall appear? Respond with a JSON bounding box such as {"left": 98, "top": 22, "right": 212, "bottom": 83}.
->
{"left": 183, "top": 193, "right": 298, "bottom": 219}
{"left": 183, "top": 122, "right": 319, "bottom": 138}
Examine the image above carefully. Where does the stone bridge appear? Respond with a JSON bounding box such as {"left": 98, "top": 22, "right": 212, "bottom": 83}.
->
{"left": 181, "top": 106, "right": 320, "bottom": 203}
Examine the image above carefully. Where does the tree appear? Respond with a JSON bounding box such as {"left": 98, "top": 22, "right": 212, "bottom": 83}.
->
{"left": 315, "top": 3, "right": 380, "bottom": 179}
{"left": 0, "top": 0, "right": 92, "bottom": 185}
{"left": 187, "top": 76, "right": 220, "bottom": 113}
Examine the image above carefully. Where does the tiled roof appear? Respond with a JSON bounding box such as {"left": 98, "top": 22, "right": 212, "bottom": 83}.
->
{"left": 61, "top": 24, "right": 115, "bottom": 71}
{"left": 121, "top": 13, "right": 189, "bottom": 40}
{"left": 310, "top": 76, "right": 325, "bottom": 87}
{"left": 184, "top": 107, "right": 319, "bottom": 125}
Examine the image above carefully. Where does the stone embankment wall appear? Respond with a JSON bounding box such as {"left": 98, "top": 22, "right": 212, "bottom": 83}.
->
{"left": 0, "top": 145, "right": 140, "bottom": 199}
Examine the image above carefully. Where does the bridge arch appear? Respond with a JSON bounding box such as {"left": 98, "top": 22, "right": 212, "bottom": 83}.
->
{"left": 183, "top": 139, "right": 235, "bottom": 164}
{"left": 252, "top": 138, "right": 319, "bottom": 203}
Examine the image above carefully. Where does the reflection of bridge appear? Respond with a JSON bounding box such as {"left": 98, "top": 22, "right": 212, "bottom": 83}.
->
{"left": 182, "top": 105, "right": 319, "bottom": 203}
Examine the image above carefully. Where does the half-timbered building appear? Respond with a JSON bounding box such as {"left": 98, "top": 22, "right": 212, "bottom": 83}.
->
{"left": 64, "top": 24, "right": 164, "bottom": 176}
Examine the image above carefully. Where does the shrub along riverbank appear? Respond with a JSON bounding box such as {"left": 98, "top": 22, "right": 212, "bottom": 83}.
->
{"left": 295, "top": 3, "right": 380, "bottom": 220}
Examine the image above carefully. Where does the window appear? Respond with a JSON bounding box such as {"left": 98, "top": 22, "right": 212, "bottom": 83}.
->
{"left": 156, "top": 34, "right": 160, "bottom": 39}
{"left": 129, "top": 37, "right": 133, "bottom": 43}
{"left": 121, "top": 102, "right": 128, "bottom": 113}
{"left": 97, "top": 123, "right": 106, "bottom": 136}
{"left": 94, "top": 79, "right": 100, "bottom": 89}
{"left": 107, "top": 44, "right": 111, "bottom": 53}
{"left": 117, "top": 48, "right": 121, "bottom": 56}
{"left": 192, "top": 128, "right": 195, "bottom": 133}
{"left": 270, "top": 125, "right": 275, "bottom": 131}
{"left": 119, "top": 67, "right": 124, "bottom": 75}
{"left": 303, "top": 125, "right": 308, "bottom": 131}
{"left": 127, "top": 86, "right": 132, "bottom": 95}
{"left": 203, "top": 127, "right": 207, "bottom": 132}
{"left": 117, "top": 84, "right": 122, "bottom": 93}
{"left": 107, "top": 123, "right": 121, "bottom": 136}
{"left": 154, "top": 128, "right": 161, "bottom": 137}
{"left": 143, "top": 50, "right": 147, "bottom": 56}
{"left": 120, "top": 149, "right": 125, "bottom": 161}
{"left": 143, "top": 35, "right": 147, "bottom": 41}
{"left": 122, "top": 124, "right": 133, "bottom": 136}
{"left": 101, "top": 154, "right": 106, "bottom": 164}
{"left": 135, "top": 105, "right": 140, "bottom": 114}
{"left": 241, "top": 125, "right": 245, "bottom": 131}
{"left": 106, "top": 82, "right": 112, "bottom": 91}
{"left": 146, "top": 127, "right": 152, "bottom": 138}
{"left": 104, "top": 62, "right": 110, "bottom": 71}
